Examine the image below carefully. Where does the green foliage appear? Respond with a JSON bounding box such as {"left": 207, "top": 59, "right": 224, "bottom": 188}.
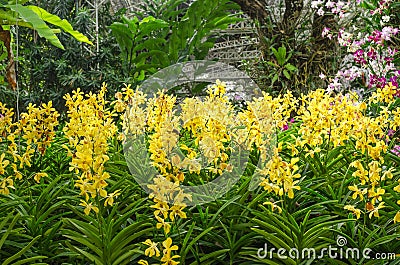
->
{"left": 248, "top": 209, "right": 347, "bottom": 264}
{"left": 1, "top": 0, "right": 121, "bottom": 113}
{"left": 0, "top": 212, "right": 47, "bottom": 264}
{"left": 109, "top": 0, "right": 241, "bottom": 82}
{"left": 266, "top": 45, "right": 298, "bottom": 91}
{"left": 0, "top": 2, "right": 92, "bottom": 49}
{"left": 166, "top": 0, "right": 240, "bottom": 62}
{"left": 62, "top": 214, "right": 152, "bottom": 264}
{"left": 109, "top": 15, "right": 169, "bottom": 81}
{"left": 25, "top": 5, "right": 92, "bottom": 47}
{"left": 1, "top": 1, "right": 400, "bottom": 265}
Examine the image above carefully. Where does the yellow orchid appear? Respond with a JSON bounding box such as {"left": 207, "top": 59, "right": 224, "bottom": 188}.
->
{"left": 143, "top": 239, "right": 160, "bottom": 257}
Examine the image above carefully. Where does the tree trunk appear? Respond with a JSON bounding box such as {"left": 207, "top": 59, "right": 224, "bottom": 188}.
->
{"left": 0, "top": 26, "right": 16, "bottom": 90}
{"left": 283, "top": 0, "right": 303, "bottom": 22}
{"left": 230, "top": 0, "right": 304, "bottom": 49}
{"left": 311, "top": 13, "right": 337, "bottom": 82}
{"left": 281, "top": 0, "right": 304, "bottom": 43}
{"left": 230, "top": 0, "right": 269, "bottom": 22}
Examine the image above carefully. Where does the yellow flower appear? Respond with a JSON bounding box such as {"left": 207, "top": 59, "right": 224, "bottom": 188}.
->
{"left": 115, "top": 91, "right": 123, "bottom": 100}
{"left": 367, "top": 201, "right": 385, "bottom": 219}
{"left": 371, "top": 82, "right": 397, "bottom": 104}
{"left": 161, "top": 255, "right": 180, "bottom": 265}
{"left": 368, "top": 161, "right": 381, "bottom": 184}
{"left": 169, "top": 205, "right": 187, "bottom": 221}
{"left": 285, "top": 180, "right": 301, "bottom": 199}
{"left": 305, "top": 147, "right": 321, "bottom": 158}
{"left": 18, "top": 147, "right": 34, "bottom": 168}
{"left": 161, "top": 238, "right": 180, "bottom": 265}
{"left": 104, "top": 189, "right": 121, "bottom": 206}
{"left": 263, "top": 201, "right": 282, "bottom": 213}
{"left": 143, "top": 239, "right": 160, "bottom": 257}
{"left": 151, "top": 200, "right": 170, "bottom": 219}
{"left": 33, "top": 172, "right": 48, "bottom": 183}
{"left": 138, "top": 260, "right": 149, "bottom": 265}
{"left": 63, "top": 84, "right": 117, "bottom": 202}
{"left": 350, "top": 161, "right": 369, "bottom": 185}
{"left": 155, "top": 215, "right": 171, "bottom": 235}
{"left": 162, "top": 237, "right": 178, "bottom": 253}
{"left": 394, "top": 211, "right": 400, "bottom": 224}
{"left": 71, "top": 147, "right": 93, "bottom": 172}
{"left": 180, "top": 144, "right": 197, "bottom": 159}
{"left": 75, "top": 175, "right": 95, "bottom": 201}
{"left": 286, "top": 142, "right": 299, "bottom": 156}
{"left": 11, "top": 164, "right": 22, "bottom": 180}
{"left": 79, "top": 200, "right": 99, "bottom": 216}
{"left": 182, "top": 158, "right": 201, "bottom": 174}
{"left": 344, "top": 205, "right": 361, "bottom": 219}
{"left": 367, "top": 187, "right": 385, "bottom": 204}
{"left": 0, "top": 153, "right": 10, "bottom": 174}
{"left": 394, "top": 182, "right": 400, "bottom": 193}
{"left": 382, "top": 168, "right": 394, "bottom": 180}
{"left": 0, "top": 176, "right": 15, "bottom": 195}
{"left": 348, "top": 185, "right": 367, "bottom": 201}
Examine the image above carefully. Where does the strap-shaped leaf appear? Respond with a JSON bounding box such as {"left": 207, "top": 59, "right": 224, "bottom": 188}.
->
{"left": 26, "top": 5, "right": 93, "bottom": 45}
{"left": 5, "top": 4, "right": 64, "bottom": 49}
{"left": 2, "top": 235, "right": 43, "bottom": 265}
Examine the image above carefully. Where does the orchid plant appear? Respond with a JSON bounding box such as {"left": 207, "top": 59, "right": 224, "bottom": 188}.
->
{"left": 312, "top": 0, "right": 400, "bottom": 98}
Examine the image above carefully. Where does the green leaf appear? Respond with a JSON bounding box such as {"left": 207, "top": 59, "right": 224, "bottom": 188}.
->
{"left": 181, "top": 226, "right": 215, "bottom": 261}
{"left": 267, "top": 61, "right": 278, "bottom": 68}
{"left": 2, "top": 235, "right": 43, "bottom": 265}
{"left": 0, "top": 212, "right": 19, "bottom": 249}
{"left": 5, "top": 4, "right": 64, "bottom": 49}
{"left": 271, "top": 47, "right": 279, "bottom": 60}
{"left": 63, "top": 233, "right": 103, "bottom": 257}
{"left": 189, "top": 249, "right": 230, "bottom": 265}
{"left": 63, "top": 219, "right": 102, "bottom": 247}
{"left": 271, "top": 74, "right": 279, "bottom": 85}
{"left": 112, "top": 249, "right": 142, "bottom": 265}
{"left": 137, "top": 17, "right": 169, "bottom": 39}
{"left": 6, "top": 0, "right": 29, "bottom": 4}
{"left": 278, "top": 46, "right": 286, "bottom": 63}
{"left": 251, "top": 227, "right": 292, "bottom": 251}
{"left": 285, "top": 63, "right": 297, "bottom": 72}
{"left": 283, "top": 70, "right": 291, "bottom": 79}
{"left": 26, "top": 5, "right": 93, "bottom": 45}
{"left": 65, "top": 241, "right": 104, "bottom": 265}
{"left": 252, "top": 219, "right": 293, "bottom": 245}
{"left": 9, "top": 256, "right": 48, "bottom": 265}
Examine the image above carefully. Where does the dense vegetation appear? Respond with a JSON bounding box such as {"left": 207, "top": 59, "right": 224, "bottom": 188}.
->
{"left": 0, "top": 0, "right": 400, "bottom": 264}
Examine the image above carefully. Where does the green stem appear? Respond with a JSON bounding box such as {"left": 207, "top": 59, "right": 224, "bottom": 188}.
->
{"left": 95, "top": 194, "right": 108, "bottom": 265}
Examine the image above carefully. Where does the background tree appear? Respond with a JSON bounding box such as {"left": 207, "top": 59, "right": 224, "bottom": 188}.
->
{"left": 1, "top": 0, "right": 242, "bottom": 112}
{"left": 109, "top": 0, "right": 241, "bottom": 95}
{"left": 0, "top": 0, "right": 92, "bottom": 110}
{"left": 232, "top": 0, "right": 339, "bottom": 95}
{"left": 1, "top": 0, "right": 121, "bottom": 112}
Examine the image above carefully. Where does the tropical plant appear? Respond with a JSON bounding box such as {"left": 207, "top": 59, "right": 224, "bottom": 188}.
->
{"left": 266, "top": 45, "right": 298, "bottom": 91}
{"left": 0, "top": 212, "right": 47, "bottom": 264}
{"left": 0, "top": 1, "right": 92, "bottom": 49}
{"left": 109, "top": 0, "right": 241, "bottom": 90}
{"left": 0, "top": 0, "right": 121, "bottom": 112}
{"left": 1, "top": 1, "right": 400, "bottom": 264}
{"left": 0, "top": 0, "right": 92, "bottom": 91}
